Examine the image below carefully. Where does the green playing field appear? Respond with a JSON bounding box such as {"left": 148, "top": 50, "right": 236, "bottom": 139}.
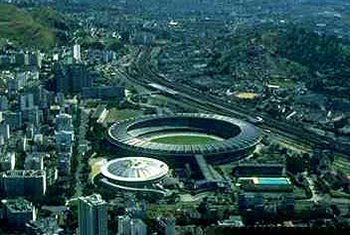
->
{"left": 150, "top": 135, "right": 220, "bottom": 145}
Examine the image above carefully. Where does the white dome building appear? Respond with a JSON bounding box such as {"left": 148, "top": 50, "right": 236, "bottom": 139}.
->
{"left": 100, "top": 157, "right": 169, "bottom": 187}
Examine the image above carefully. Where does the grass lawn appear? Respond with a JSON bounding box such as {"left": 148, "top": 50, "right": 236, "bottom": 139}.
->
{"left": 269, "top": 76, "right": 295, "bottom": 88}
{"left": 150, "top": 135, "right": 219, "bottom": 145}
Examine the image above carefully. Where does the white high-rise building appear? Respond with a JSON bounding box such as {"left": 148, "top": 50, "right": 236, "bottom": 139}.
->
{"left": 0, "top": 121, "right": 11, "bottom": 140}
{"left": 73, "top": 44, "right": 81, "bottom": 61}
{"left": 78, "top": 194, "right": 108, "bottom": 235}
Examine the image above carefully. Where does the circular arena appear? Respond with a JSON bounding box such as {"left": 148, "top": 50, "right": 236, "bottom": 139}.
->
{"left": 101, "top": 157, "right": 169, "bottom": 187}
{"left": 108, "top": 113, "right": 262, "bottom": 164}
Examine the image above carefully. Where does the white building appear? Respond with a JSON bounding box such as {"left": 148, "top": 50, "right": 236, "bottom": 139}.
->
{"left": 73, "top": 44, "right": 81, "bottom": 61}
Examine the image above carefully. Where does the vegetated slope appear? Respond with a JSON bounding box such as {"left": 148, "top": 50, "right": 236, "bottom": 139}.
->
{"left": 0, "top": 4, "right": 55, "bottom": 50}
{"left": 207, "top": 25, "right": 350, "bottom": 97}
{"left": 31, "top": 7, "right": 73, "bottom": 45}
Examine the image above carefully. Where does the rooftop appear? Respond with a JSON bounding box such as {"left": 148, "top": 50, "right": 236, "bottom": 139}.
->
{"left": 79, "top": 194, "right": 106, "bottom": 206}
{"left": 0, "top": 152, "right": 15, "bottom": 162}
{"left": 2, "top": 198, "right": 34, "bottom": 213}
{"left": 1, "top": 170, "right": 45, "bottom": 177}
{"left": 101, "top": 157, "right": 169, "bottom": 183}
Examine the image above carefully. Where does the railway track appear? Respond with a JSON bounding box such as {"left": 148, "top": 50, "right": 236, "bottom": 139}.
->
{"left": 114, "top": 48, "right": 350, "bottom": 159}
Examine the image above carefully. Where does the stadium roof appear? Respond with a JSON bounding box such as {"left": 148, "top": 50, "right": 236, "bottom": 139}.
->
{"left": 108, "top": 113, "right": 261, "bottom": 155}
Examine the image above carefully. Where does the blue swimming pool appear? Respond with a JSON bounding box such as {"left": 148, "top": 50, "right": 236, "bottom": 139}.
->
{"left": 256, "top": 178, "right": 290, "bottom": 185}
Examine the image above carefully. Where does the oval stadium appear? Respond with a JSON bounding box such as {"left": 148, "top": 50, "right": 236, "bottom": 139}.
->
{"left": 107, "top": 113, "right": 262, "bottom": 165}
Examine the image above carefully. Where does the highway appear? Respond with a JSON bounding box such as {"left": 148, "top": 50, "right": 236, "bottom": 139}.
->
{"left": 113, "top": 47, "right": 350, "bottom": 159}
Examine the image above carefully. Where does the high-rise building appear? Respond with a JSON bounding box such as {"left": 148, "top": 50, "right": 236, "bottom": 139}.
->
{"left": 70, "top": 63, "right": 91, "bottom": 93}
{"left": 78, "top": 194, "right": 108, "bottom": 235}
{"left": 24, "top": 152, "right": 45, "bottom": 170}
{"left": 55, "top": 63, "right": 92, "bottom": 94}
{"left": 73, "top": 44, "right": 81, "bottom": 61}
{"left": 157, "top": 217, "right": 176, "bottom": 235}
{"left": 26, "top": 51, "right": 42, "bottom": 68}
{"left": 0, "top": 95, "right": 9, "bottom": 111}
{"left": 0, "top": 170, "right": 47, "bottom": 197}
{"left": 54, "top": 63, "right": 69, "bottom": 94}
{"left": 55, "top": 130, "right": 74, "bottom": 149}
{"left": 2, "top": 198, "right": 36, "bottom": 229}
{"left": 0, "top": 152, "right": 16, "bottom": 171}
{"left": 0, "top": 121, "right": 11, "bottom": 140}
{"left": 4, "top": 111, "right": 23, "bottom": 130}
{"left": 56, "top": 113, "right": 73, "bottom": 131}
{"left": 58, "top": 152, "right": 72, "bottom": 175}
{"left": 117, "top": 215, "right": 147, "bottom": 235}
{"left": 24, "top": 85, "right": 51, "bottom": 109}
{"left": 22, "top": 108, "right": 43, "bottom": 127}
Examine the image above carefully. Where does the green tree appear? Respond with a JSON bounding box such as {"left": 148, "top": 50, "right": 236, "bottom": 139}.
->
{"left": 286, "top": 154, "right": 305, "bottom": 174}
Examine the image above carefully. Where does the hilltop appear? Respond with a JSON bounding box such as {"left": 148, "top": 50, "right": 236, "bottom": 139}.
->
{"left": 0, "top": 4, "right": 56, "bottom": 50}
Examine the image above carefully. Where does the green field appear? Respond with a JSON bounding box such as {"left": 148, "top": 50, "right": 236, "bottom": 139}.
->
{"left": 150, "top": 135, "right": 219, "bottom": 145}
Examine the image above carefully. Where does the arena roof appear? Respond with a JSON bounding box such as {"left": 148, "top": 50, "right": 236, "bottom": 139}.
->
{"left": 101, "top": 157, "right": 169, "bottom": 183}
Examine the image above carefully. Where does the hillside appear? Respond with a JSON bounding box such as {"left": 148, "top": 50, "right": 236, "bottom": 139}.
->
{"left": 0, "top": 4, "right": 56, "bottom": 50}
{"left": 206, "top": 25, "right": 350, "bottom": 97}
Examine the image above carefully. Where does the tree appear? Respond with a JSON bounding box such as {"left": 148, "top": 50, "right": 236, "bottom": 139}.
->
{"left": 330, "top": 204, "right": 341, "bottom": 217}
{"left": 286, "top": 154, "right": 305, "bottom": 174}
